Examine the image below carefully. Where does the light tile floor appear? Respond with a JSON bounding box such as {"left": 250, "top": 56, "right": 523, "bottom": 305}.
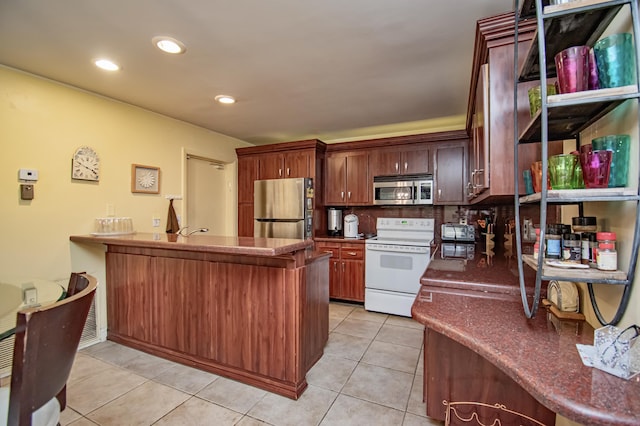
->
{"left": 58, "top": 302, "right": 443, "bottom": 426}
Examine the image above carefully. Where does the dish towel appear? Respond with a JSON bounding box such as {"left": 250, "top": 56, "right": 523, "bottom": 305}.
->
{"left": 166, "top": 199, "right": 180, "bottom": 234}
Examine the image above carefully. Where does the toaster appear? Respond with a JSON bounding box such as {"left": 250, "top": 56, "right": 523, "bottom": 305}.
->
{"left": 441, "top": 223, "right": 476, "bottom": 242}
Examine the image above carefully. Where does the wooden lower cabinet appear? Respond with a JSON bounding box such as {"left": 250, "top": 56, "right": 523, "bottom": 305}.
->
{"left": 424, "top": 328, "right": 555, "bottom": 424}
{"left": 316, "top": 241, "right": 364, "bottom": 302}
{"left": 105, "top": 246, "right": 329, "bottom": 399}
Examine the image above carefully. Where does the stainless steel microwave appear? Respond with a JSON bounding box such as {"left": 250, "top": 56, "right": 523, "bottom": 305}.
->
{"left": 373, "top": 175, "right": 433, "bottom": 205}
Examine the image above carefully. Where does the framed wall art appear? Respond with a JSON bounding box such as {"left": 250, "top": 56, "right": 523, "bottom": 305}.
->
{"left": 131, "top": 164, "right": 160, "bottom": 194}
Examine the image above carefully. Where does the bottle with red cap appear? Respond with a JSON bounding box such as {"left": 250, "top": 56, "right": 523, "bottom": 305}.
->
{"left": 595, "top": 232, "right": 617, "bottom": 271}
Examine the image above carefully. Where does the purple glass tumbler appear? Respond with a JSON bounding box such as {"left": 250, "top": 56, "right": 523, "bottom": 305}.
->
{"left": 555, "top": 46, "right": 590, "bottom": 93}
{"left": 580, "top": 150, "right": 612, "bottom": 188}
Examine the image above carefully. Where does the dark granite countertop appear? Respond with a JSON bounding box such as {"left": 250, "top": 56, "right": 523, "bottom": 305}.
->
{"left": 424, "top": 241, "right": 539, "bottom": 300}
{"left": 70, "top": 233, "right": 313, "bottom": 256}
{"left": 414, "top": 242, "right": 640, "bottom": 426}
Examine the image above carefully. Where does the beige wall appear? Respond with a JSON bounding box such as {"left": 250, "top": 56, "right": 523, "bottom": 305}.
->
{"left": 0, "top": 65, "right": 251, "bottom": 283}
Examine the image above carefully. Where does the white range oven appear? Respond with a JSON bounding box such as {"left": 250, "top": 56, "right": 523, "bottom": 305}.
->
{"left": 365, "top": 218, "right": 434, "bottom": 317}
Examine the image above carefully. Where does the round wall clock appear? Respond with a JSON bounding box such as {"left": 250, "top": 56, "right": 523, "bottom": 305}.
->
{"left": 72, "top": 146, "right": 100, "bottom": 181}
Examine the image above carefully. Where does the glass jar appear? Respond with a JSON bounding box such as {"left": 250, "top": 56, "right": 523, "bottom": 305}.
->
{"left": 562, "top": 233, "right": 581, "bottom": 263}
{"left": 545, "top": 224, "right": 562, "bottom": 259}
{"left": 596, "top": 232, "right": 617, "bottom": 271}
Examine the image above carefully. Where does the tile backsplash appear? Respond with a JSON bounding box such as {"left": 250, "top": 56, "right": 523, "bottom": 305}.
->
{"left": 341, "top": 204, "right": 559, "bottom": 246}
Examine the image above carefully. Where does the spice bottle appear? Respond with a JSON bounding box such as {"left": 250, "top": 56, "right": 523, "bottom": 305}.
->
{"left": 581, "top": 232, "right": 596, "bottom": 266}
{"left": 545, "top": 224, "right": 562, "bottom": 259}
{"left": 562, "top": 233, "right": 581, "bottom": 263}
{"left": 596, "top": 232, "right": 617, "bottom": 271}
{"left": 534, "top": 227, "right": 541, "bottom": 260}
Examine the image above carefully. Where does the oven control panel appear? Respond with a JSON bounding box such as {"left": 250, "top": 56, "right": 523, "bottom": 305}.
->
{"left": 366, "top": 243, "right": 429, "bottom": 254}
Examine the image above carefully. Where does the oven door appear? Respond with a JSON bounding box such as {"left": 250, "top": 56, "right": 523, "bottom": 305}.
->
{"left": 365, "top": 243, "right": 430, "bottom": 294}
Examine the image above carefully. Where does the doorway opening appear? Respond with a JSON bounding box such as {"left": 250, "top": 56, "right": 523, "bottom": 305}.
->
{"left": 185, "top": 153, "right": 232, "bottom": 236}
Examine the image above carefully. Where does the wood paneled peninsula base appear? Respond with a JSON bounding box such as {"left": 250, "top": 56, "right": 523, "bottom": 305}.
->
{"left": 70, "top": 233, "right": 329, "bottom": 399}
{"left": 413, "top": 245, "right": 640, "bottom": 425}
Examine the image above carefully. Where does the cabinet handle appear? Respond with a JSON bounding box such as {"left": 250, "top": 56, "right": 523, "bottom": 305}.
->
{"left": 348, "top": 191, "right": 351, "bottom": 199}
{"left": 438, "top": 189, "right": 442, "bottom": 200}
{"left": 341, "top": 191, "right": 345, "bottom": 199}
{"left": 346, "top": 251, "right": 357, "bottom": 256}
{"left": 467, "top": 181, "right": 476, "bottom": 198}
{"left": 395, "top": 162, "right": 399, "bottom": 172}
{"left": 286, "top": 167, "right": 290, "bottom": 176}
{"left": 342, "top": 262, "right": 345, "bottom": 272}
{"left": 278, "top": 168, "right": 282, "bottom": 177}
{"left": 334, "top": 263, "right": 337, "bottom": 272}
{"left": 404, "top": 161, "right": 408, "bottom": 171}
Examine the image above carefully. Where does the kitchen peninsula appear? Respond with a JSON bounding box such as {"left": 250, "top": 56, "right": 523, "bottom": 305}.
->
{"left": 70, "top": 233, "right": 329, "bottom": 399}
{"left": 413, "top": 243, "right": 640, "bottom": 425}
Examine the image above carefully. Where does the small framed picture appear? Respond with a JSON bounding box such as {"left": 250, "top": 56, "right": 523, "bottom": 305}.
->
{"left": 131, "top": 164, "right": 161, "bottom": 194}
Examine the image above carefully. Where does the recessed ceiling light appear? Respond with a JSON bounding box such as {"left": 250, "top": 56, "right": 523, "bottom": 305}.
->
{"left": 215, "top": 95, "right": 236, "bottom": 104}
{"left": 152, "top": 36, "right": 186, "bottom": 54}
{"left": 94, "top": 59, "right": 120, "bottom": 71}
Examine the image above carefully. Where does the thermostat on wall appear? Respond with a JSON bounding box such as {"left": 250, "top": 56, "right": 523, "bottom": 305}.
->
{"left": 18, "top": 169, "right": 39, "bottom": 181}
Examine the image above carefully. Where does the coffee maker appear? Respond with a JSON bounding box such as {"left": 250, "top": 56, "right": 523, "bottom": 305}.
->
{"left": 327, "top": 208, "right": 343, "bottom": 236}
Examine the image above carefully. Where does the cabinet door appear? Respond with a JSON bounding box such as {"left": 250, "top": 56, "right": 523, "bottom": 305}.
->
{"left": 341, "top": 260, "right": 364, "bottom": 302}
{"left": 325, "top": 155, "right": 347, "bottom": 205}
{"left": 345, "top": 153, "right": 369, "bottom": 205}
{"left": 106, "top": 252, "right": 153, "bottom": 342}
{"left": 471, "top": 64, "right": 489, "bottom": 196}
{"left": 238, "top": 203, "right": 254, "bottom": 237}
{"left": 283, "top": 151, "right": 311, "bottom": 178}
{"left": 316, "top": 242, "right": 341, "bottom": 298}
{"left": 238, "top": 155, "right": 259, "bottom": 204}
{"left": 329, "top": 259, "right": 342, "bottom": 299}
{"left": 402, "top": 146, "right": 431, "bottom": 175}
{"left": 258, "top": 154, "right": 284, "bottom": 180}
{"left": 434, "top": 142, "right": 468, "bottom": 205}
{"left": 370, "top": 150, "right": 402, "bottom": 176}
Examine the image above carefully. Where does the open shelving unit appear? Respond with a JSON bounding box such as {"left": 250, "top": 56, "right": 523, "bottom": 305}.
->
{"left": 513, "top": 0, "right": 640, "bottom": 325}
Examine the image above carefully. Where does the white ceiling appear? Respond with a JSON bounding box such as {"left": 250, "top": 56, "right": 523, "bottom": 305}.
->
{"left": 0, "top": 0, "right": 510, "bottom": 146}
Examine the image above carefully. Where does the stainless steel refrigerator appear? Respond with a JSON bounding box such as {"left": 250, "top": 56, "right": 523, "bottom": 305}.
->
{"left": 254, "top": 177, "right": 314, "bottom": 239}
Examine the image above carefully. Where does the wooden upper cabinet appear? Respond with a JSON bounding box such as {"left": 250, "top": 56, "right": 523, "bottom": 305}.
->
{"left": 283, "top": 150, "right": 312, "bottom": 178}
{"left": 466, "top": 14, "right": 563, "bottom": 203}
{"left": 370, "top": 145, "right": 431, "bottom": 177}
{"left": 403, "top": 146, "right": 431, "bottom": 174}
{"left": 258, "top": 150, "right": 312, "bottom": 180}
{"left": 434, "top": 140, "right": 468, "bottom": 206}
{"left": 236, "top": 139, "right": 326, "bottom": 237}
{"left": 325, "top": 152, "right": 369, "bottom": 205}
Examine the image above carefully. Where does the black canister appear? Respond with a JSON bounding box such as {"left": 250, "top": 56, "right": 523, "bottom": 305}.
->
{"left": 562, "top": 233, "right": 581, "bottom": 263}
